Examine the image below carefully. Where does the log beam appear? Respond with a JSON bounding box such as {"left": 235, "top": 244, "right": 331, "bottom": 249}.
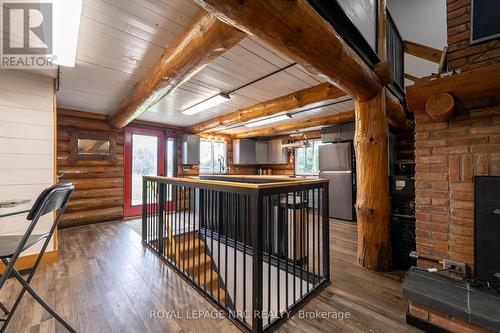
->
{"left": 354, "top": 91, "right": 392, "bottom": 271}
{"left": 386, "top": 90, "right": 413, "bottom": 130}
{"left": 188, "top": 82, "right": 346, "bottom": 133}
{"left": 374, "top": 60, "right": 394, "bottom": 86}
{"left": 405, "top": 73, "right": 420, "bottom": 82}
{"left": 107, "top": 10, "right": 245, "bottom": 129}
{"left": 234, "top": 111, "right": 355, "bottom": 138}
{"left": 192, "top": 0, "right": 382, "bottom": 102}
{"left": 407, "top": 63, "right": 500, "bottom": 113}
{"left": 425, "top": 92, "right": 455, "bottom": 122}
{"left": 404, "top": 40, "right": 443, "bottom": 63}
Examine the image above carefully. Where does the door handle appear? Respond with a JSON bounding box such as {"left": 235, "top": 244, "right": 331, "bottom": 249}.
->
{"left": 494, "top": 209, "right": 500, "bottom": 215}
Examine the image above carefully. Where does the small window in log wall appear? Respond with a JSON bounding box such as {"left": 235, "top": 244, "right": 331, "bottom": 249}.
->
{"left": 69, "top": 128, "right": 117, "bottom": 164}
{"left": 78, "top": 139, "right": 110, "bottom": 155}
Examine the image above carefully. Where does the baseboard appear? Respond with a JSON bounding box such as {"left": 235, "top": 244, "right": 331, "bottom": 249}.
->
{"left": 0, "top": 250, "right": 58, "bottom": 274}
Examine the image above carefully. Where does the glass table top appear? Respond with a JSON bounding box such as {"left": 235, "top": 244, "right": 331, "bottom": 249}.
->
{"left": 0, "top": 199, "right": 32, "bottom": 218}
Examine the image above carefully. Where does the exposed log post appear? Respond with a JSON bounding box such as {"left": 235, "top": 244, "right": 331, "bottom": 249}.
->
{"left": 107, "top": 10, "right": 245, "bottom": 129}
{"left": 425, "top": 92, "right": 455, "bottom": 121}
{"left": 192, "top": 0, "right": 382, "bottom": 101}
{"left": 234, "top": 111, "right": 355, "bottom": 138}
{"left": 354, "top": 90, "right": 392, "bottom": 271}
{"left": 187, "top": 82, "right": 346, "bottom": 133}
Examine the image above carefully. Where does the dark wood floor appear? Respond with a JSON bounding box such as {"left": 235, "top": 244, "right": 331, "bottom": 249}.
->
{"left": 0, "top": 219, "right": 421, "bottom": 333}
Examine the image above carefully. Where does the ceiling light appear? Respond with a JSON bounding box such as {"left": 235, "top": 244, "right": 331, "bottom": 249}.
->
{"left": 245, "top": 114, "right": 292, "bottom": 128}
{"left": 52, "top": 0, "right": 83, "bottom": 67}
{"left": 182, "top": 93, "right": 231, "bottom": 115}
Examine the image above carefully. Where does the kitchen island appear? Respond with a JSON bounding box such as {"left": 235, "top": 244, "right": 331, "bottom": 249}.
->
{"left": 142, "top": 175, "right": 330, "bottom": 333}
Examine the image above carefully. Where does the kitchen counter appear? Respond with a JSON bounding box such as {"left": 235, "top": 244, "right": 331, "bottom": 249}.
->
{"left": 145, "top": 174, "right": 328, "bottom": 190}
{"left": 197, "top": 174, "right": 328, "bottom": 187}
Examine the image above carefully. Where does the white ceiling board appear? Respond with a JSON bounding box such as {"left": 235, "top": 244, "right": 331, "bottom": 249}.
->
{"left": 387, "top": 0, "right": 447, "bottom": 80}
{"left": 56, "top": 0, "right": 330, "bottom": 127}
{"left": 57, "top": 0, "right": 199, "bottom": 114}
{"left": 218, "top": 99, "right": 354, "bottom": 135}
{"left": 142, "top": 33, "right": 327, "bottom": 126}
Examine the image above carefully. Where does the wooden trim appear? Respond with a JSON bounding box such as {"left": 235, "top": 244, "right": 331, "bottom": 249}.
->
{"left": 438, "top": 46, "right": 448, "bottom": 73}
{"left": 129, "top": 119, "right": 183, "bottom": 131}
{"left": 406, "top": 63, "right": 500, "bottom": 112}
{"left": 377, "top": 0, "right": 387, "bottom": 60}
{"left": 187, "top": 83, "right": 346, "bottom": 133}
{"left": 57, "top": 109, "right": 181, "bottom": 133}
{"left": 404, "top": 40, "right": 443, "bottom": 63}
{"left": 404, "top": 73, "right": 420, "bottom": 82}
{"left": 57, "top": 108, "right": 108, "bottom": 121}
{"left": 68, "top": 128, "right": 118, "bottom": 164}
{"left": 53, "top": 79, "right": 58, "bottom": 251}
{"left": 193, "top": 0, "right": 382, "bottom": 102}
{"left": 0, "top": 250, "right": 58, "bottom": 273}
{"left": 144, "top": 175, "right": 329, "bottom": 190}
{"left": 107, "top": 10, "right": 246, "bottom": 129}
{"left": 234, "top": 111, "right": 355, "bottom": 138}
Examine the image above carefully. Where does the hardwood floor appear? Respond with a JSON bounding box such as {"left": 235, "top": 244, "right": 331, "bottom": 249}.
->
{"left": 0, "top": 219, "right": 421, "bottom": 333}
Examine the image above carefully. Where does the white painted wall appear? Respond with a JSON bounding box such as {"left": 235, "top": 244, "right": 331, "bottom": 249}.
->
{"left": 0, "top": 70, "right": 55, "bottom": 254}
{"left": 387, "top": 0, "right": 447, "bottom": 83}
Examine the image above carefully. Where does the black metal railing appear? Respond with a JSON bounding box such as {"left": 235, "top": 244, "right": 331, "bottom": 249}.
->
{"left": 142, "top": 176, "right": 330, "bottom": 333}
{"left": 386, "top": 10, "right": 405, "bottom": 96}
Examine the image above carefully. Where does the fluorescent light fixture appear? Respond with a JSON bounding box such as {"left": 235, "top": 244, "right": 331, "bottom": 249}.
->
{"left": 245, "top": 114, "right": 292, "bottom": 128}
{"left": 182, "top": 93, "right": 231, "bottom": 115}
{"left": 52, "top": 0, "right": 82, "bottom": 67}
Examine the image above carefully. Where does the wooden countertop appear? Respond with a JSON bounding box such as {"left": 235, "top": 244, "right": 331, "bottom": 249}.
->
{"left": 144, "top": 175, "right": 329, "bottom": 190}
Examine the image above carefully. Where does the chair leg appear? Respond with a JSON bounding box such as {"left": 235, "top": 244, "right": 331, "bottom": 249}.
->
{"left": 7, "top": 268, "right": 76, "bottom": 333}
{"left": 0, "top": 302, "right": 8, "bottom": 316}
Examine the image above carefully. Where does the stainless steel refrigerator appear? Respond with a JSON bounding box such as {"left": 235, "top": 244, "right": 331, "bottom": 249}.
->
{"left": 319, "top": 142, "right": 354, "bottom": 221}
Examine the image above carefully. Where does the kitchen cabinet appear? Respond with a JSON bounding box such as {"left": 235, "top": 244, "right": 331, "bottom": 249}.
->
{"left": 267, "top": 139, "right": 288, "bottom": 164}
{"left": 233, "top": 139, "right": 287, "bottom": 165}
{"left": 233, "top": 139, "right": 256, "bottom": 165}
{"left": 182, "top": 134, "right": 200, "bottom": 165}
{"left": 255, "top": 141, "right": 268, "bottom": 164}
{"left": 321, "top": 122, "right": 355, "bottom": 143}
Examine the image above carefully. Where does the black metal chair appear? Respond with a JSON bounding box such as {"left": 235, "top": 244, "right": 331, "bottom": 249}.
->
{"left": 0, "top": 183, "right": 75, "bottom": 333}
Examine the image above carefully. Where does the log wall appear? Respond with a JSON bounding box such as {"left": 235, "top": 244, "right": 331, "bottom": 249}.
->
{"left": 57, "top": 109, "right": 124, "bottom": 228}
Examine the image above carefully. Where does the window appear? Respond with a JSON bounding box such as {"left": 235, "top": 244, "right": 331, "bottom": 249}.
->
{"left": 295, "top": 140, "right": 325, "bottom": 176}
{"left": 166, "top": 138, "right": 175, "bottom": 177}
{"left": 131, "top": 134, "right": 158, "bottom": 206}
{"left": 200, "top": 139, "right": 227, "bottom": 174}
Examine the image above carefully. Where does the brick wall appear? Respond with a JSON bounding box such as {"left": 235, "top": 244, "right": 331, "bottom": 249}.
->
{"left": 409, "top": 301, "right": 492, "bottom": 333}
{"left": 414, "top": 98, "right": 500, "bottom": 270}
{"left": 447, "top": 0, "right": 500, "bottom": 71}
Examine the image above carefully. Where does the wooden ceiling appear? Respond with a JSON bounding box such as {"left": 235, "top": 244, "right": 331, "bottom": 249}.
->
{"left": 20, "top": 0, "right": 446, "bottom": 134}
{"left": 56, "top": 0, "right": 353, "bottom": 131}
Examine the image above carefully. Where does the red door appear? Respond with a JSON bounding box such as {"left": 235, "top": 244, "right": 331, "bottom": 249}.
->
{"left": 124, "top": 127, "right": 165, "bottom": 217}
